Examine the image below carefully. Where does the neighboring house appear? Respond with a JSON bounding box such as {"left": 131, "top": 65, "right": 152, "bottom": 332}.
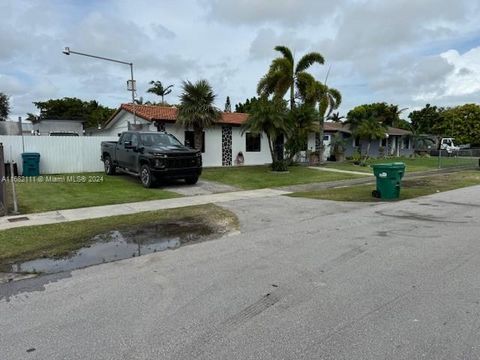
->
{"left": 90, "top": 104, "right": 271, "bottom": 167}
{"left": 305, "top": 122, "right": 413, "bottom": 160}
{"left": 32, "top": 119, "right": 85, "bottom": 136}
{"left": 92, "top": 104, "right": 413, "bottom": 167}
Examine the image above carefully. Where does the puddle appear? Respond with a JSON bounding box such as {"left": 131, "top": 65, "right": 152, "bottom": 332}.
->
{"left": 6, "top": 221, "right": 218, "bottom": 275}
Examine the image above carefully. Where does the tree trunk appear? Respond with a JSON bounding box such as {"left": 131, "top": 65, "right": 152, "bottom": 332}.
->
{"left": 267, "top": 134, "right": 277, "bottom": 163}
{"left": 194, "top": 128, "right": 203, "bottom": 152}
{"left": 290, "top": 83, "right": 295, "bottom": 110}
{"left": 318, "top": 118, "right": 325, "bottom": 165}
{"left": 365, "top": 141, "right": 371, "bottom": 162}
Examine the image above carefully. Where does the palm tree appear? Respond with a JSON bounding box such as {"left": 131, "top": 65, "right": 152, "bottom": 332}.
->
{"left": 257, "top": 46, "right": 324, "bottom": 110}
{"left": 147, "top": 81, "right": 174, "bottom": 104}
{"left": 346, "top": 108, "right": 388, "bottom": 162}
{"left": 134, "top": 97, "right": 152, "bottom": 105}
{"left": 328, "top": 112, "right": 345, "bottom": 122}
{"left": 301, "top": 80, "right": 342, "bottom": 163}
{"left": 176, "top": 80, "right": 220, "bottom": 152}
{"left": 351, "top": 118, "right": 387, "bottom": 160}
{"left": 242, "top": 98, "right": 290, "bottom": 167}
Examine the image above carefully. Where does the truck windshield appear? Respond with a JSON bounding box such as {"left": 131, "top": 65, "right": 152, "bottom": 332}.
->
{"left": 140, "top": 133, "right": 182, "bottom": 147}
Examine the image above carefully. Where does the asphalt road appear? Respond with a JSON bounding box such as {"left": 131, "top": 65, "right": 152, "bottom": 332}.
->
{"left": 2, "top": 186, "right": 480, "bottom": 359}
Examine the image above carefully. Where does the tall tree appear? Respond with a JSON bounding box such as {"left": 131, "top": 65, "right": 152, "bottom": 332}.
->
{"left": 176, "top": 80, "right": 221, "bottom": 151}
{"left": 0, "top": 92, "right": 10, "bottom": 121}
{"left": 436, "top": 104, "right": 480, "bottom": 145}
{"left": 235, "top": 97, "right": 259, "bottom": 113}
{"left": 147, "top": 81, "right": 174, "bottom": 104}
{"left": 257, "top": 45, "right": 324, "bottom": 109}
{"left": 33, "top": 98, "right": 115, "bottom": 128}
{"left": 224, "top": 96, "right": 231, "bottom": 112}
{"left": 408, "top": 104, "right": 444, "bottom": 135}
{"left": 242, "top": 98, "right": 290, "bottom": 167}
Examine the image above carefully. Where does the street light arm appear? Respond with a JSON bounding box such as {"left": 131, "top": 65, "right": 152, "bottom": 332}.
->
{"left": 62, "top": 46, "right": 137, "bottom": 124}
{"left": 62, "top": 47, "right": 132, "bottom": 66}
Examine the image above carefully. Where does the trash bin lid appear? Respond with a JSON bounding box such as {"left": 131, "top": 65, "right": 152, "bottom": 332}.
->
{"left": 22, "top": 152, "right": 40, "bottom": 158}
{"left": 372, "top": 162, "right": 405, "bottom": 169}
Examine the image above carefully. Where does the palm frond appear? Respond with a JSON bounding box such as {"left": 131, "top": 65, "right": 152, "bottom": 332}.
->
{"left": 328, "top": 88, "right": 342, "bottom": 108}
{"left": 274, "top": 45, "right": 294, "bottom": 64}
{"left": 295, "top": 52, "right": 324, "bottom": 73}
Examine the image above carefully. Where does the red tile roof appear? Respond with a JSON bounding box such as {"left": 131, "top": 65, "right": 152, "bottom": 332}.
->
{"left": 118, "top": 104, "right": 249, "bottom": 125}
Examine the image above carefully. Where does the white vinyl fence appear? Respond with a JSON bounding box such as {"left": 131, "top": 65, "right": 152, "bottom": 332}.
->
{"left": 0, "top": 136, "right": 118, "bottom": 174}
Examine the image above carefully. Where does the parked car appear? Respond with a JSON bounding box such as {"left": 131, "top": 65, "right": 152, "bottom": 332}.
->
{"left": 101, "top": 131, "right": 202, "bottom": 188}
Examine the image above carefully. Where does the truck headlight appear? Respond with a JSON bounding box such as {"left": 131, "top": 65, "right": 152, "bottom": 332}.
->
{"left": 155, "top": 159, "right": 166, "bottom": 168}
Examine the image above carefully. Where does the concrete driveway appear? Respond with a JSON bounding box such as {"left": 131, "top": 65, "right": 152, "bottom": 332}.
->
{"left": 1, "top": 186, "right": 480, "bottom": 359}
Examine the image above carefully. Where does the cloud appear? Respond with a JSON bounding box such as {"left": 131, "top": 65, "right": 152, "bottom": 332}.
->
{"left": 151, "top": 23, "right": 176, "bottom": 39}
{"left": 441, "top": 47, "right": 480, "bottom": 97}
{"left": 1, "top": 0, "right": 480, "bottom": 120}
{"left": 249, "top": 28, "right": 309, "bottom": 60}
{"left": 203, "top": 0, "right": 343, "bottom": 26}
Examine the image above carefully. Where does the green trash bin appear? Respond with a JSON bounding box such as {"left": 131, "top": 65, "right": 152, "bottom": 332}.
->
{"left": 372, "top": 162, "right": 405, "bottom": 200}
{"left": 22, "top": 152, "right": 41, "bottom": 177}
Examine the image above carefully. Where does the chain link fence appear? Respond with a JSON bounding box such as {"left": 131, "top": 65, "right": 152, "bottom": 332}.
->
{"left": 428, "top": 148, "right": 480, "bottom": 169}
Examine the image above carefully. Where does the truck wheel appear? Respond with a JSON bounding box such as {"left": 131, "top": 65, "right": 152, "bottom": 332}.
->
{"left": 140, "top": 164, "right": 155, "bottom": 188}
{"left": 104, "top": 156, "right": 116, "bottom": 175}
{"left": 185, "top": 176, "right": 199, "bottom": 185}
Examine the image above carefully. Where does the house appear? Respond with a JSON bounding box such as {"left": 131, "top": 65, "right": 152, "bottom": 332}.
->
{"left": 91, "top": 104, "right": 271, "bottom": 167}
{"left": 305, "top": 122, "right": 413, "bottom": 160}
{"left": 93, "top": 104, "right": 413, "bottom": 167}
{"left": 28, "top": 119, "right": 85, "bottom": 136}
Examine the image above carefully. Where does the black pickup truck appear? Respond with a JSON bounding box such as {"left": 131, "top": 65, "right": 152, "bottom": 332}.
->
{"left": 101, "top": 131, "right": 202, "bottom": 188}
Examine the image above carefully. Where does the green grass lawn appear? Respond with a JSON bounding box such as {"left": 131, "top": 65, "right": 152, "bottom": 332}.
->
{"left": 288, "top": 170, "right": 480, "bottom": 202}
{"left": 201, "top": 165, "right": 366, "bottom": 189}
{"left": 7, "top": 173, "right": 180, "bottom": 214}
{"left": 0, "top": 204, "right": 238, "bottom": 267}
{"left": 325, "top": 156, "right": 477, "bottom": 174}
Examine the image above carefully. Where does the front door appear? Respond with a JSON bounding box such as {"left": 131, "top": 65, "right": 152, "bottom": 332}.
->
{"left": 323, "top": 134, "right": 332, "bottom": 161}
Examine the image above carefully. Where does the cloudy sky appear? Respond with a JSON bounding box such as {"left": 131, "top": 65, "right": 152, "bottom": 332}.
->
{"left": 1, "top": 0, "right": 480, "bottom": 120}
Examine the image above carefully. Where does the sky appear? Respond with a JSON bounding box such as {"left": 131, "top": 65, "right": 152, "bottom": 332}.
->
{"left": 1, "top": 0, "right": 480, "bottom": 120}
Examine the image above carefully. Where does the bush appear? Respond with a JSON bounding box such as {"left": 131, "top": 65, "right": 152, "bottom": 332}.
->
{"left": 352, "top": 150, "right": 362, "bottom": 164}
{"left": 271, "top": 160, "right": 289, "bottom": 172}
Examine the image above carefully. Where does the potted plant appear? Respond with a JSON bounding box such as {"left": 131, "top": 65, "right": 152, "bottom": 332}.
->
{"left": 331, "top": 133, "right": 347, "bottom": 162}
{"left": 309, "top": 150, "right": 320, "bottom": 165}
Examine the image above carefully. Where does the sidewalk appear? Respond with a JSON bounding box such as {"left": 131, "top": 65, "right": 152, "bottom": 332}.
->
{"left": 0, "top": 188, "right": 290, "bottom": 231}
{"left": 307, "top": 166, "right": 374, "bottom": 176}
{"left": 0, "top": 166, "right": 472, "bottom": 231}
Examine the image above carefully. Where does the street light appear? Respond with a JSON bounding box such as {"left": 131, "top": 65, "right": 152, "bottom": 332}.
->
{"left": 62, "top": 47, "right": 136, "bottom": 123}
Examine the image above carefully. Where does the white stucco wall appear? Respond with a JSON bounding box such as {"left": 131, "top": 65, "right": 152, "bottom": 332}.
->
{"left": 231, "top": 127, "right": 272, "bottom": 166}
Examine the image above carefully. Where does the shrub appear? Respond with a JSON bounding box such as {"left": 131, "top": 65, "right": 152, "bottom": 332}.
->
{"left": 271, "top": 160, "right": 289, "bottom": 172}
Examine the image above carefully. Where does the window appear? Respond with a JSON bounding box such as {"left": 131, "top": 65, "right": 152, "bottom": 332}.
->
{"left": 402, "top": 136, "right": 410, "bottom": 150}
{"left": 246, "top": 133, "right": 261, "bottom": 152}
{"left": 141, "top": 133, "right": 182, "bottom": 147}
{"left": 184, "top": 131, "right": 205, "bottom": 153}
{"left": 381, "top": 137, "right": 387, "bottom": 147}
{"left": 353, "top": 137, "right": 360, "bottom": 147}
{"left": 131, "top": 133, "right": 139, "bottom": 148}
{"left": 323, "top": 135, "right": 330, "bottom": 142}
{"left": 122, "top": 132, "right": 132, "bottom": 146}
